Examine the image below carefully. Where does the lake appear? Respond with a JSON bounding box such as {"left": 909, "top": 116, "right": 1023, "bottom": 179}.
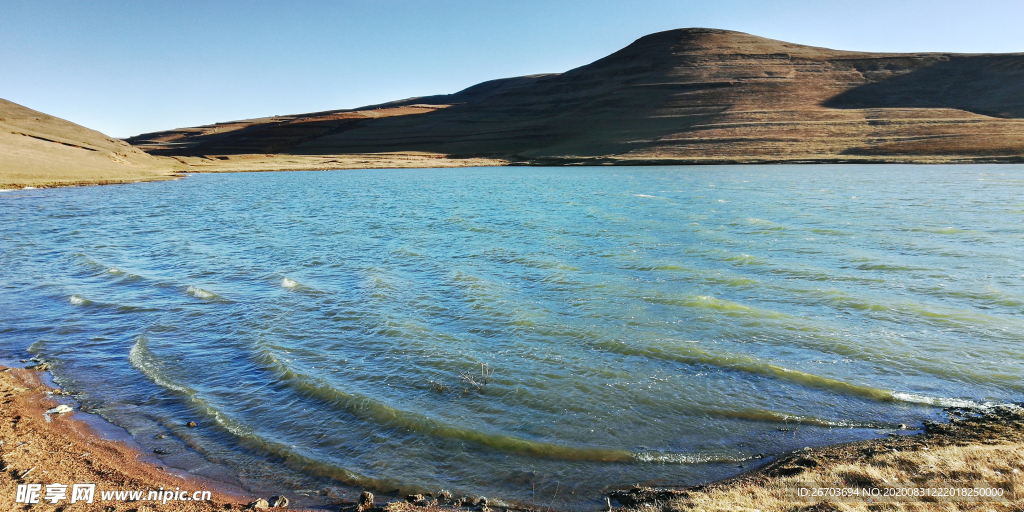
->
{"left": 2, "top": 165, "right": 1023, "bottom": 508}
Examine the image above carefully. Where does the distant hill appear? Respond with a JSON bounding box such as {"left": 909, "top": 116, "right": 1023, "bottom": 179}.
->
{"left": 128, "top": 28, "right": 1024, "bottom": 164}
{"left": 0, "top": 99, "right": 179, "bottom": 188}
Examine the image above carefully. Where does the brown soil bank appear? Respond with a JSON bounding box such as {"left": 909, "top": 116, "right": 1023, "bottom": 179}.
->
{"left": 0, "top": 366, "right": 260, "bottom": 511}
{"left": 129, "top": 28, "right": 1024, "bottom": 165}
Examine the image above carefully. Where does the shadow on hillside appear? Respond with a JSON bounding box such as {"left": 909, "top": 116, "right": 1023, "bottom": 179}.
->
{"left": 824, "top": 55, "right": 1024, "bottom": 119}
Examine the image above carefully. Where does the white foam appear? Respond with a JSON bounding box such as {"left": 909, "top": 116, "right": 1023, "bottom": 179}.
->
{"left": 108, "top": 267, "right": 122, "bottom": 274}
{"left": 281, "top": 278, "right": 299, "bottom": 289}
{"left": 69, "top": 295, "right": 86, "bottom": 305}
{"left": 129, "top": 337, "right": 192, "bottom": 395}
{"left": 22, "top": 186, "right": 36, "bottom": 190}
{"left": 633, "top": 451, "right": 745, "bottom": 464}
{"left": 634, "top": 194, "right": 657, "bottom": 198}
{"left": 186, "top": 285, "right": 216, "bottom": 299}
{"left": 0, "top": 189, "right": 14, "bottom": 192}
{"left": 891, "top": 392, "right": 1017, "bottom": 410}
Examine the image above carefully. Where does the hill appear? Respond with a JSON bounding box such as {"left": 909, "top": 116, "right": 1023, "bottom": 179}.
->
{"left": 0, "top": 99, "right": 184, "bottom": 188}
{"left": 128, "top": 28, "right": 1024, "bottom": 164}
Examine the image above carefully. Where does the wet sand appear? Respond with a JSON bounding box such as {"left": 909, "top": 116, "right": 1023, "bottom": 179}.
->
{"left": 0, "top": 366, "right": 254, "bottom": 511}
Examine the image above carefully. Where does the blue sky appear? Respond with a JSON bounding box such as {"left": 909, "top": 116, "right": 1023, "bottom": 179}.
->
{"left": 2, "top": 0, "right": 1022, "bottom": 137}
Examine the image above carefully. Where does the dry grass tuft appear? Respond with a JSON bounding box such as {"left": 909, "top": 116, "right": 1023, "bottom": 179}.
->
{"left": 616, "top": 407, "right": 1024, "bottom": 512}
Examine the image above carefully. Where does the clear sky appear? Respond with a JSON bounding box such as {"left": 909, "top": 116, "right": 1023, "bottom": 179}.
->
{"left": 2, "top": 0, "right": 1022, "bottom": 138}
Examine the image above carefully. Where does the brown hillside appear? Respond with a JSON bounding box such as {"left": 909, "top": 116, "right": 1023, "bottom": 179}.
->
{"left": 128, "top": 29, "right": 1024, "bottom": 164}
{"left": 0, "top": 99, "right": 181, "bottom": 188}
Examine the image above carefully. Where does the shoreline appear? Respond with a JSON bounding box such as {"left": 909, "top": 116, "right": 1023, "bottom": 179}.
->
{"left": 610, "top": 407, "right": 1024, "bottom": 511}
{"left": 4, "top": 364, "right": 1022, "bottom": 511}
{"left": 0, "top": 365, "right": 274, "bottom": 511}
{"left": 3, "top": 153, "right": 1024, "bottom": 191}
{"left": 0, "top": 153, "right": 508, "bottom": 190}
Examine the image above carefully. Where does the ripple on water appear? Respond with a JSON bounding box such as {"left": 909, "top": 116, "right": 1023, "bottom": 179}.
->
{"left": 3, "top": 165, "right": 1023, "bottom": 508}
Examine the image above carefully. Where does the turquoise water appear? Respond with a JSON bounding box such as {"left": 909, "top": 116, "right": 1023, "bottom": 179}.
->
{"left": 2, "top": 165, "right": 1023, "bottom": 508}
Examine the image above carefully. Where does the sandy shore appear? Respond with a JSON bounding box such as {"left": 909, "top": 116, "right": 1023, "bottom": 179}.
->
{"left": 3, "top": 363, "right": 1022, "bottom": 512}
{"left": 0, "top": 365, "right": 267, "bottom": 511}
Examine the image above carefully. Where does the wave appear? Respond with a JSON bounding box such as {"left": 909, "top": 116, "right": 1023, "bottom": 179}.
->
{"left": 69, "top": 294, "right": 88, "bottom": 306}
{"left": 278, "top": 277, "right": 324, "bottom": 295}
{"left": 811, "top": 288, "right": 1024, "bottom": 336}
{"left": 186, "top": 285, "right": 218, "bottom": 300}
{"left": 889, "top": 392, "right": 1019, "bottom": 410}
{"left": 642, "top": 293, "right": 790, "bottom": 320}
{"left": 742, "top": 217, "right": 787, "bottom": 232}
{"left": 593, "top": 340, "right": 896, "bottom": 402}
{"left": 133, "top": 336, "right": 763, "bottom": 473}
{"left": 129, "top": 337, "right": 195, "bottom": 396}
{"left": 253, "top": 346, "right": 638, "bottom": 463}
{"left": 128, "top": 336, "right": 396, "bottom": 489}
{"left": 633, "top": 451, "right": 748, "bottom": 464}
{"left": 479, "top": 248, "right": 581, "bottom": 273}
{"left": 712, "top": 408, "right": 889, "bottom": 429}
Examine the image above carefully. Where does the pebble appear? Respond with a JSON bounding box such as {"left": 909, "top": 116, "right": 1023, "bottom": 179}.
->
{"left": 406, "top": 494, "right": 431, "bottom": 506}
{"left": 357, "top": 491, "right": 374, "bottom": 511}
{"left": 186, "top": 421, "right": 197, "bottom": 427}
{"left": 246, "top": 498, "right": 269, "bottom": 510}
{"left": 269, "top": 495, "right": 289, "bottom": 508}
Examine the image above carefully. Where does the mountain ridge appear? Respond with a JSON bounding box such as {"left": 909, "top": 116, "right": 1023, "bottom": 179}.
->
{"left": 117, "top": 28, "right": 1024, "bottom": 164}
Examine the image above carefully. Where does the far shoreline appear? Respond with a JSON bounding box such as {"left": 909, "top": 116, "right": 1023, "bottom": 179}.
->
{"left": 4, "top": 153, "right": 1024, "bottom": 191}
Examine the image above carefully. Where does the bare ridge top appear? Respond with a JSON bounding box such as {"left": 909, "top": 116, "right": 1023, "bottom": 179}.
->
{"left": 124, "top": 27, "right": 1024, "bottom": 163}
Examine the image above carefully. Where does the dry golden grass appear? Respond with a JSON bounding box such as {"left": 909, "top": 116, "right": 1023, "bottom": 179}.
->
{"left": 645, "top": 443, "right": 1022, "bottom": 512}
{"left": 0, "top": 98, "right": 187, "bottom": 189}
{"left": 166, "top": 152, "right": 507, "bottom": 173}
{"left": 615, "top": 407, "right": 1024, "bottom": 512}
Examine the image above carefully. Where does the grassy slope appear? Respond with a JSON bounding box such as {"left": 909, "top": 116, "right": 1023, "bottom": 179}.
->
{"left": 0, "top": 99, "right": 505, "bottom": 188}
{"left": 0, "top": 98, "right": 182, "bottom": 188}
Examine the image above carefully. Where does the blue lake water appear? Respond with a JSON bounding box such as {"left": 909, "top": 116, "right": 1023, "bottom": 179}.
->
{"left": 2, "top": 165, "right": 1023, "bottom": 508}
